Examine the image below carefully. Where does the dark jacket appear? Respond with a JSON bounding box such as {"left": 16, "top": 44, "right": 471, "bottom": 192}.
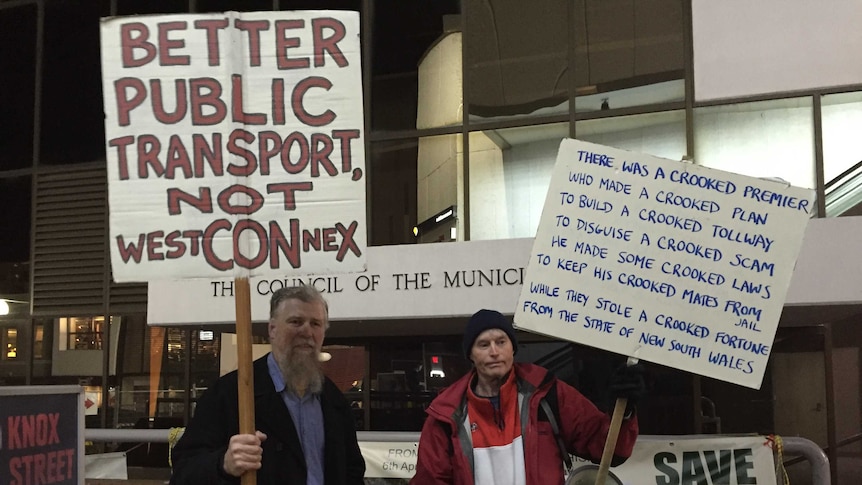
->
{"left": 170, "top": 354, "right": 365, "bottom": 485}
{"left": 410, "top": 363, "right": 638, "bottom": 485}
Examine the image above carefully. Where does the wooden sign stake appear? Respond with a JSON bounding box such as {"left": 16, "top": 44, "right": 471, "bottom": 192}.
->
{"left": 235, "top": 277, "right": 256, "bottom": 485}
{"left": 593, "top": 357, "right": 638, "bottom": 485}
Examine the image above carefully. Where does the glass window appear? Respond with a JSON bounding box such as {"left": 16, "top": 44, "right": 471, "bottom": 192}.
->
{"left": 369, "top": 138, "right": 419, "bottom": 246}
{"left": 155, "top": 328, "right": 187, "bottom": 418}
{"left": 33, "top": 324, "right": 45, "bottom": 360}
{"left": 417, "top": 29, "right": 463, "bottom": 130}
{"left": 462, "top": 0, "right": 684, "bottom": 121}
{"left": 368, "top": 339, "right": 449, "bottom": 431}
{"left": 190, "top": 329, "right": 220, "bottom": 389}
{"left": 40, "top": 0, "right": 110, "bottom": 165}
{"left": 2, "top": 327, "right": 18, "bottom": 360}
{"left": 0, "top": 5, "right": 36, "bottom": 170}
{"left": 468, "top": 123, "right": 568, "bottom": 240}
{"left": 415, "top": 134, "right": 459, "bottom": 242}
{"left": 321, "top": 345, "right": 366, "bottom": 428}
{"left": 59, "top": 316, "right": 109, "bottom": 350}
{"left": 694, "top": 98, "right": 815, "bottom": 189}
{"left": 574, "top": 0, "right": 685, "bottom": 113}
{"left": 465, "top": 0, "right": 569, "bottom": 122}
{"left": 822, "top": 91, "right": 862, "bottom": 217}
{"left": 165, "top": 327, "right": 186, "bottom": 368}
{"left": 576, "top": 110, "right": 686, "bottom": 161}
{"left": 372, "top": 0, "right": 461, "bottom": 131}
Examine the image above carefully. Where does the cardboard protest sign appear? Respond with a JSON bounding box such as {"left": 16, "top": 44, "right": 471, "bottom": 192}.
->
{"left": 0, "top": 386, "right": 85, "bottom": 485}
{"left": 567, "top": 435, "right": 777, "bottom": 485}
{"left": 355, "top": 435, "right": 777, "bottom": 484}
{"left": 101, "top": 11, "right": 367, "bottom": 282}
{"left": 515, "top": 139, "right": 815, "bottom": 389}
{"left": 359, "top": 441, "right": 418, "bottom": 479}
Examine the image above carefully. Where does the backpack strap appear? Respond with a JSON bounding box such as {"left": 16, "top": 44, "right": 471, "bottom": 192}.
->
{"left": 540, "top": 397, "right": 573, "bottom": 472}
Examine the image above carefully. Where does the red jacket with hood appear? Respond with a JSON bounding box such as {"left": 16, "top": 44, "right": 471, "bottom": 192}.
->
{"left": 410, "top": 363, "right": 638, "bottom": 485}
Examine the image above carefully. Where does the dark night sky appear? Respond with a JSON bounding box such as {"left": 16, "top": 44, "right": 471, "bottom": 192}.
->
{"left": 0, "top": 0, "right": 459, "bottom": 262}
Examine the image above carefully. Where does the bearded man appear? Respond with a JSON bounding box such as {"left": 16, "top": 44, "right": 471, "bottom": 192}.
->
{"left": 170, "top": 285, "right": 365, "bottom": 485}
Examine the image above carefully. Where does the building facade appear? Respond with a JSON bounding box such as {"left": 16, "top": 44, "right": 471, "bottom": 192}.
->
{"left": 0, "top": 0, "right": 860, "bottom": 483}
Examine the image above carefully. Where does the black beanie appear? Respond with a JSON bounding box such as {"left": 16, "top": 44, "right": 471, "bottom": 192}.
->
{"left": 462, "top": 309, "right": 519, "bottom": 359}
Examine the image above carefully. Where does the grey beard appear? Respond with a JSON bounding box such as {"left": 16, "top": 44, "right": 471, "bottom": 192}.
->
{"left": 279, "top": 350, "right": 324, "bottom": 395}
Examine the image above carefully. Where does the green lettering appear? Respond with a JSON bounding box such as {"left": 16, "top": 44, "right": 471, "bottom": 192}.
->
{"left": 654, "top": 452, "right": 679, "bottom": 485}
{"left": 703, "top": 449, "right": 732, "bottom": 484}
{"left": 681, "top": 451, "right": 707, "bottom": 485}
{"left": 734, "top": 448, "right": 756, "bottom": 484}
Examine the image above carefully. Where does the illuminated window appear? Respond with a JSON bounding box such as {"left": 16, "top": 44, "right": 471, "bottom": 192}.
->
{"left": 58, "top": 316, "right": 110, "bottom": 351}
{"left": 2, "top": 328, "right": 17, "bottom": 360}
{"left": 33, "top": 324, "right": 44, "bottom": 359}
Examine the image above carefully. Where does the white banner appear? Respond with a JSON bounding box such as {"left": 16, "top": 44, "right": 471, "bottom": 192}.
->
{"left": 568, "top": 435, "right": 777, "bottom": 485}
{"left": 360, "top": 441, "right": 418, "bottom": 479}
{"left": 515, "top": 139, "right": 814, "bottom": 389}
{"left": 357, "top": 435, "right": 777, "bottom": 483}
{"left": 84, "top": 452, "right": 128, "bottom": 480}
{"left": 101, "top": 11, "right": 367, "bottom": 282}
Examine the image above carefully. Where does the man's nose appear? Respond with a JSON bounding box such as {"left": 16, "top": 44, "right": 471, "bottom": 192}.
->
{"left": 296, "top": 321, "right": 313, "bottom": 335}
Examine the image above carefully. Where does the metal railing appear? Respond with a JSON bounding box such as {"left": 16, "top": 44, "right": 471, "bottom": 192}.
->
{"left": 84, "top": 430, "right": 831, "bottom": 485}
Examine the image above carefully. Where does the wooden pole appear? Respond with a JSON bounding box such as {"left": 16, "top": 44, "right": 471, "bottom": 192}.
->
{"left": 593, "top": 357, "right": 638, "bottom": 485}
{"left": 235, "top": 277, "right": 256, "bottom": 485}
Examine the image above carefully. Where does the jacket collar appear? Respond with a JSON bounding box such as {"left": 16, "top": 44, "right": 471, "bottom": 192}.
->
{"left": 427, "top": 363, "right": 553, "bottom": 423}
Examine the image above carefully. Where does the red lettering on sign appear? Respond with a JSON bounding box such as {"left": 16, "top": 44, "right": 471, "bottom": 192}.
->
{"left": 120, "top": 23, "right": 156, "bottom": 67}
{"left": 193, "top": 18, "right": 229, "bottom": 66}
{"left": 158, "top": 21, "right": 190, "bottom": 66}
{"left": 275, "top": 19, "right": 310, "bottom": 70}
{"left": 312, "top": 17, "right": 348, "bottom": 67}
{"left": 292, "top": 77, "right": 335, "bottom": 127}
{"left": 235, "top": 19, "right": 269, "bottom": 67}
{"left": 8, "top": 448, "right": 75, "bottom": 485}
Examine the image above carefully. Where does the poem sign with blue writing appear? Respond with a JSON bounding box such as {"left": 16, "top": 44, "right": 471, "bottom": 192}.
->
{"left": 515, "top": 139, "right": 815, "bottom": 389}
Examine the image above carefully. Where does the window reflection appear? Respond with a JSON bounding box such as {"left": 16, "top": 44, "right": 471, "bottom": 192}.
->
{"left": 369, "top": 139, "right": 419, "bottom": 246}
{"left": 694, "top": 98, "right": 815, "bottom": 189}
{"left": 822, "top": 91, "right": 862, "bottom": 217}
{"left": 463, "top": 0, "right": 685, "bottom": 121}
{"left": 468, "top": 123, "right": 569, "bottom": 240}
{"left": 59, "top": 316, "right": 109, "bottom": 351}
{"left": 3, "top": 327, "right": 17, "bottom": 360}
{"left": 577, "top": 110, "right": 686, "bottom": 161}
{"left": 373, "top": 0, "right": 461, "bottom": 131}
{"left": 33, "top": 324, "right": 44, "bottom": 359}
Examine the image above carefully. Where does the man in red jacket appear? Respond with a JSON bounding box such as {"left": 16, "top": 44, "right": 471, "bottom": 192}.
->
{"left": 411, "top": 309, "right": 644, "bottom": 485}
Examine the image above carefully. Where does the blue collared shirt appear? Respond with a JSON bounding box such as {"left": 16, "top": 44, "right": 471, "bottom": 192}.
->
{"left": 267, "top": 353, "right": 325, "bottom": 485}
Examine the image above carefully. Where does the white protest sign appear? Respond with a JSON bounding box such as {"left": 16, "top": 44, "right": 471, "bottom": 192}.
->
{"left": 101, "top": 11, "right": 366, "bottom": 282}
{"left": 515, "top": 139, "right": 814, "bottom": 389}
{"left": 359, "top": 441, "right": 418, "bottom": 478}
{"left": 355, "top": 434, "right": 777, "bottom": 483}
{"left": 567, "top": 435, "right": 777, "bottom": 485}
